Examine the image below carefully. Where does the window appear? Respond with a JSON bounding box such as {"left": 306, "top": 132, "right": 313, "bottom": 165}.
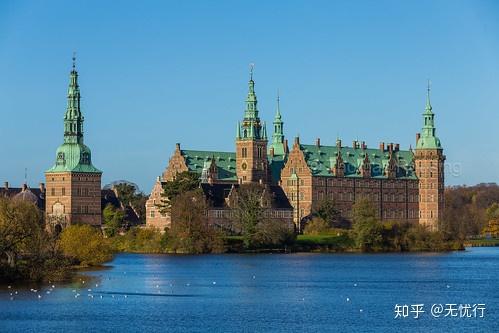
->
{"left": 51, "top": 188, "right": 55, "bottom": 196}
{"left": 150, "top": 210, "right": 155, "bottom": 218}
{"left": 242, "top": 147, "right": 247, "bottom": 158}
{"left": 61, "top": 187, "right": 65, "bottom": 196}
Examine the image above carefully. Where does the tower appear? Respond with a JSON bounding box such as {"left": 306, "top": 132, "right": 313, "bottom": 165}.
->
{"left": 414, "top": 83, "right": 445, "bottom": 231}
{"left": 45, "top": 56, "right": 102, "bottom": 232}
{"left": 236, "top": 66, "right": 270, "bottom": 183}
{"left": 269, "top": 92, "right": 286, "bottom": 156}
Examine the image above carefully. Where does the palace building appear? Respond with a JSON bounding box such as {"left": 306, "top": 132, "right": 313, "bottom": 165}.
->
{"left": 147, "top": 71, "right": 444, "bottom": 232}
{"left": 44, "top": 58, "right": 103, "bottom": 232}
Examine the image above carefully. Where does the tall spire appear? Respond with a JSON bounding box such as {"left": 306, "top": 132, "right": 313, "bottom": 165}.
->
{"left": 237, "top": 64, "right": 264, "bottom": 141}
{"left": 425, "top": 79, "right": 433, "bottom": 113}
{"left": 63, "top": 54, "right": 84, "bottom": 144}
{"left": 416, "top": 80, "right": 441, "bottom": 149}
{"left": 244, "top": 63, "right": 258, "bottom": 120}
{"left": 46, "top": 55, "right": 101, "bottom": 174}
{"left": 269, "top": 91, "right": 286, "bottom": 156}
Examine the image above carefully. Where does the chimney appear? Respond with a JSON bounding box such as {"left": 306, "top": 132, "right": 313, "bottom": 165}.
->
{"left": 336, "top": 139, "right": 341, "bottom": 148}
{"left": 379, "top": 142, "right": 385, "bottom": 151}
{"left": 175, "top": 143, "right": 181, "bottom": 151}
{"left": 352, "top": 140, "right": 357, "bottom": 149}
{"left": 39, "top": 182, "right": 45, "bottom": 193}
{"left": 416, "top": 133, "right": 421, "bottom": 144}
{"left": 294, "top": 136, "right": 300, "bottom": 146}
{"left": 22, "top": 183, "right": 27, "bottom": 191}
{"left": 270, "top": 147, "right": 275, "bottom": 157}
{"left": 388, "top": 143, "right": 394, "bottom": 152}
{"left": 316, "top": 138, "right": 321, "bottom": 147}
{"left": 284, "top": 139, "right": 289, "bottom": 154}
{"left": 361, "top": 141, "right": 367, "bottom": 150}
{"left": 3, "top": 182, "right": 8, "bottom": 190}
{"left": 395, "top": 143, "right": 400, "bottom": 151}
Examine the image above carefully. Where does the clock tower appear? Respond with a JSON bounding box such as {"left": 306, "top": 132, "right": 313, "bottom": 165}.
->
{"left": 236, "top": 67, "right": 270, "bottom": 184}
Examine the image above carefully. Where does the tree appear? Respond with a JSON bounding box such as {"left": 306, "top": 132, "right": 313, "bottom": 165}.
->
{"left": 253, "top": 220, "right": 296, "bottom": 248}
{"left": 113, "top": 182, "right": 148, "bottom": 223}
{"left": 351, "top": 198, "right": 383, "bottom": 252}
{"left": 231, "top": 183, "right": 267, "bottom": 248}
{"left": 158, "top": 172, "right": 200, "bottom": 214}
{"left": 0, "top": 198, "right": 42, "bottom": 267}
{"left": 102, "top": 204, "right": 125, "bottom": 237}
{"left": 311, "top": 198, "right": 345, "bottom": 228}
{"left": 303, "top": 217, "right": 330, "bottom": 235}
{"left": 168, "top": 190, "right": 224, "bottom": 253}
{"left": 58, "top": 225, "right": 113, "bottom": 266}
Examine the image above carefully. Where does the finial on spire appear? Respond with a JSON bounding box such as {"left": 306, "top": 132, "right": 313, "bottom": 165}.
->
{"left": 425, "top": 79, "right": 432, "bottom": 111}
{"left": 72, "top": 52, "right": 76, "bottom": 70}
{"left": 249, "top": 63, "right": 254, "bottom": 80}
{"left": 276, "top": 89, "right": 281, "bottom": 117}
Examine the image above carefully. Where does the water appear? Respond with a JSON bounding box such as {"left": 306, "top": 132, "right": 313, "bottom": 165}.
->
{"left": 1, "top": 247, "right": 498, "bottom": 332}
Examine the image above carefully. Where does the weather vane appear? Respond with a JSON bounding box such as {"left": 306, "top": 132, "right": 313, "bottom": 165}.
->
{"left": 249, "top": 63, "right": 255, "bottom": 80}
{"left": 72, "top": 52, "right": 76, "bottom": 69}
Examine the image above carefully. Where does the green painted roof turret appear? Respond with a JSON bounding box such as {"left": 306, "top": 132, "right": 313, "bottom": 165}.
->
{"left": 269, "top": 92, "right": 286, "bottom": 156}
{"left": 416, "top": 82, "right": 442, "bottom": 150}
{"left": 46, "top": 56, "right": 101, "bottom": 174}
{"left": 237, "top": 64, "right": 266, "bottom": 141}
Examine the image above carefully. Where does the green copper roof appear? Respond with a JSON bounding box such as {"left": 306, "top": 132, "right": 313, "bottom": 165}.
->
{"left": 47, "top": 57, "right": 101, "bottom": 174}
{"left": 299, "top": 144, "right": 417, "bottom": 179}
{"left": 237, "top": 67, "right": 266, "bottom": 141}
{"left": 269, "top": 94, "right": 286, "bottom": 156}
{"left": 416, "top": 84, "right": 442, "bottom": 150}
{"left": 181, "top": 149, "right": 286, "bottom": 183}
{"left": 181, "top": 150, "right": 237, "bottom": 181}
{"left": 47, "top": 143, "right": 101, "bottom": 173}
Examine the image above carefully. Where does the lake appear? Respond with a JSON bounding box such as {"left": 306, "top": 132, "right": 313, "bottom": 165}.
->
{"left": 1, "top": 247, "right": 498, "bottom": 332}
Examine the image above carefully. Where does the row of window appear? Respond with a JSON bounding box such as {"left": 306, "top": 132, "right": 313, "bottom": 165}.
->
{"left": 49, "top": 187, "right": 92, "bottom": 196}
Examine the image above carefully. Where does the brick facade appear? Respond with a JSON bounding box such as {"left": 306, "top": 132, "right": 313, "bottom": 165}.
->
{"left": 45, "top": 172, "right": 102, "bottom": 231}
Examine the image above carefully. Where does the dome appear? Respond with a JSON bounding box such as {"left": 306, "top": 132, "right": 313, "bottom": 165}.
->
{"left": 14, "top": 186, "right": 39, "bottom": 204}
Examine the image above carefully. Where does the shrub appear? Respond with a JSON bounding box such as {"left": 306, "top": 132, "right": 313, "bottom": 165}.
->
{"left": 59, "top": 225, "right": 113, "bottom": 266}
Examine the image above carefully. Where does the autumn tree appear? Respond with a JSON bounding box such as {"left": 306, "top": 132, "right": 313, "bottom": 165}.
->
{"left": 0, "top": 197, "right": 43, "bottom": 267}
{"left": 168, "top": 189, "right": 224, "bottom": 253}
{"left": 158, "top": 171, "right": 200, "bottom": 214}
{"left": 58, "top": 225, "right": 113, "bottom": 266}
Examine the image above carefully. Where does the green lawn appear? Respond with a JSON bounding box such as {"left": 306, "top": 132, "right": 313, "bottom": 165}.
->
{"left": 465, "top": 238, "right": 499, "bottom": 247}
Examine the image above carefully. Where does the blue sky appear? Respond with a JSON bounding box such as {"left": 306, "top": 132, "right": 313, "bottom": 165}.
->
{"left": 1, "top": 0, "right": 498, "bottom": 193}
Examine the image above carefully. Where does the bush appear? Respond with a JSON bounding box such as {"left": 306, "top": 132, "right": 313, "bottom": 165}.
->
{"left": 252, "top": 220, "right": 296, "bottom": 248}
{"left": 59, "top": 225, "right": 113, "bottom": 266}
{"left": 303, "top": 217, "right": 330, "bottom": 235}
{"left": 110, "top": 227, "right": 165, "bottom": 253}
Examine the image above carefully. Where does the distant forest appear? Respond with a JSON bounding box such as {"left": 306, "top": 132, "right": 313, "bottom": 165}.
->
{"left": 442, "top": 183, "right": 499, "bottom": 239}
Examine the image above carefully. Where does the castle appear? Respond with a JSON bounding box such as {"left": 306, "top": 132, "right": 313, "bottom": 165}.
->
{"left": 146, "top": 70, "right": 444, "bottom": 231}
{"left": 2, "top": 62, "right": 444, "bottom": 233}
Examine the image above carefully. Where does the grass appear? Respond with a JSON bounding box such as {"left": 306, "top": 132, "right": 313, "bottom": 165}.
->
{"left": 294, "top": 233, "right": 355, "bottom": 252}
{"left": 464, "top": 238, "right": 499, "bottom": 247}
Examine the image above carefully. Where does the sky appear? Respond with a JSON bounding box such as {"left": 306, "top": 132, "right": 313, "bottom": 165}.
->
{"left": 1, "top": 0, "right": 499, "bottom": 193}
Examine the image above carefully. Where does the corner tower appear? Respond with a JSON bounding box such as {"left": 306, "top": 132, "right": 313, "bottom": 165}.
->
{"left": 414, "top": 83, "right": 445, "bottom": 231}
{"left": 45, "top": 56, "right": 102, "bottom": 232}
{"left": 236, "top": 66, "right": 270, "bottom": 183}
